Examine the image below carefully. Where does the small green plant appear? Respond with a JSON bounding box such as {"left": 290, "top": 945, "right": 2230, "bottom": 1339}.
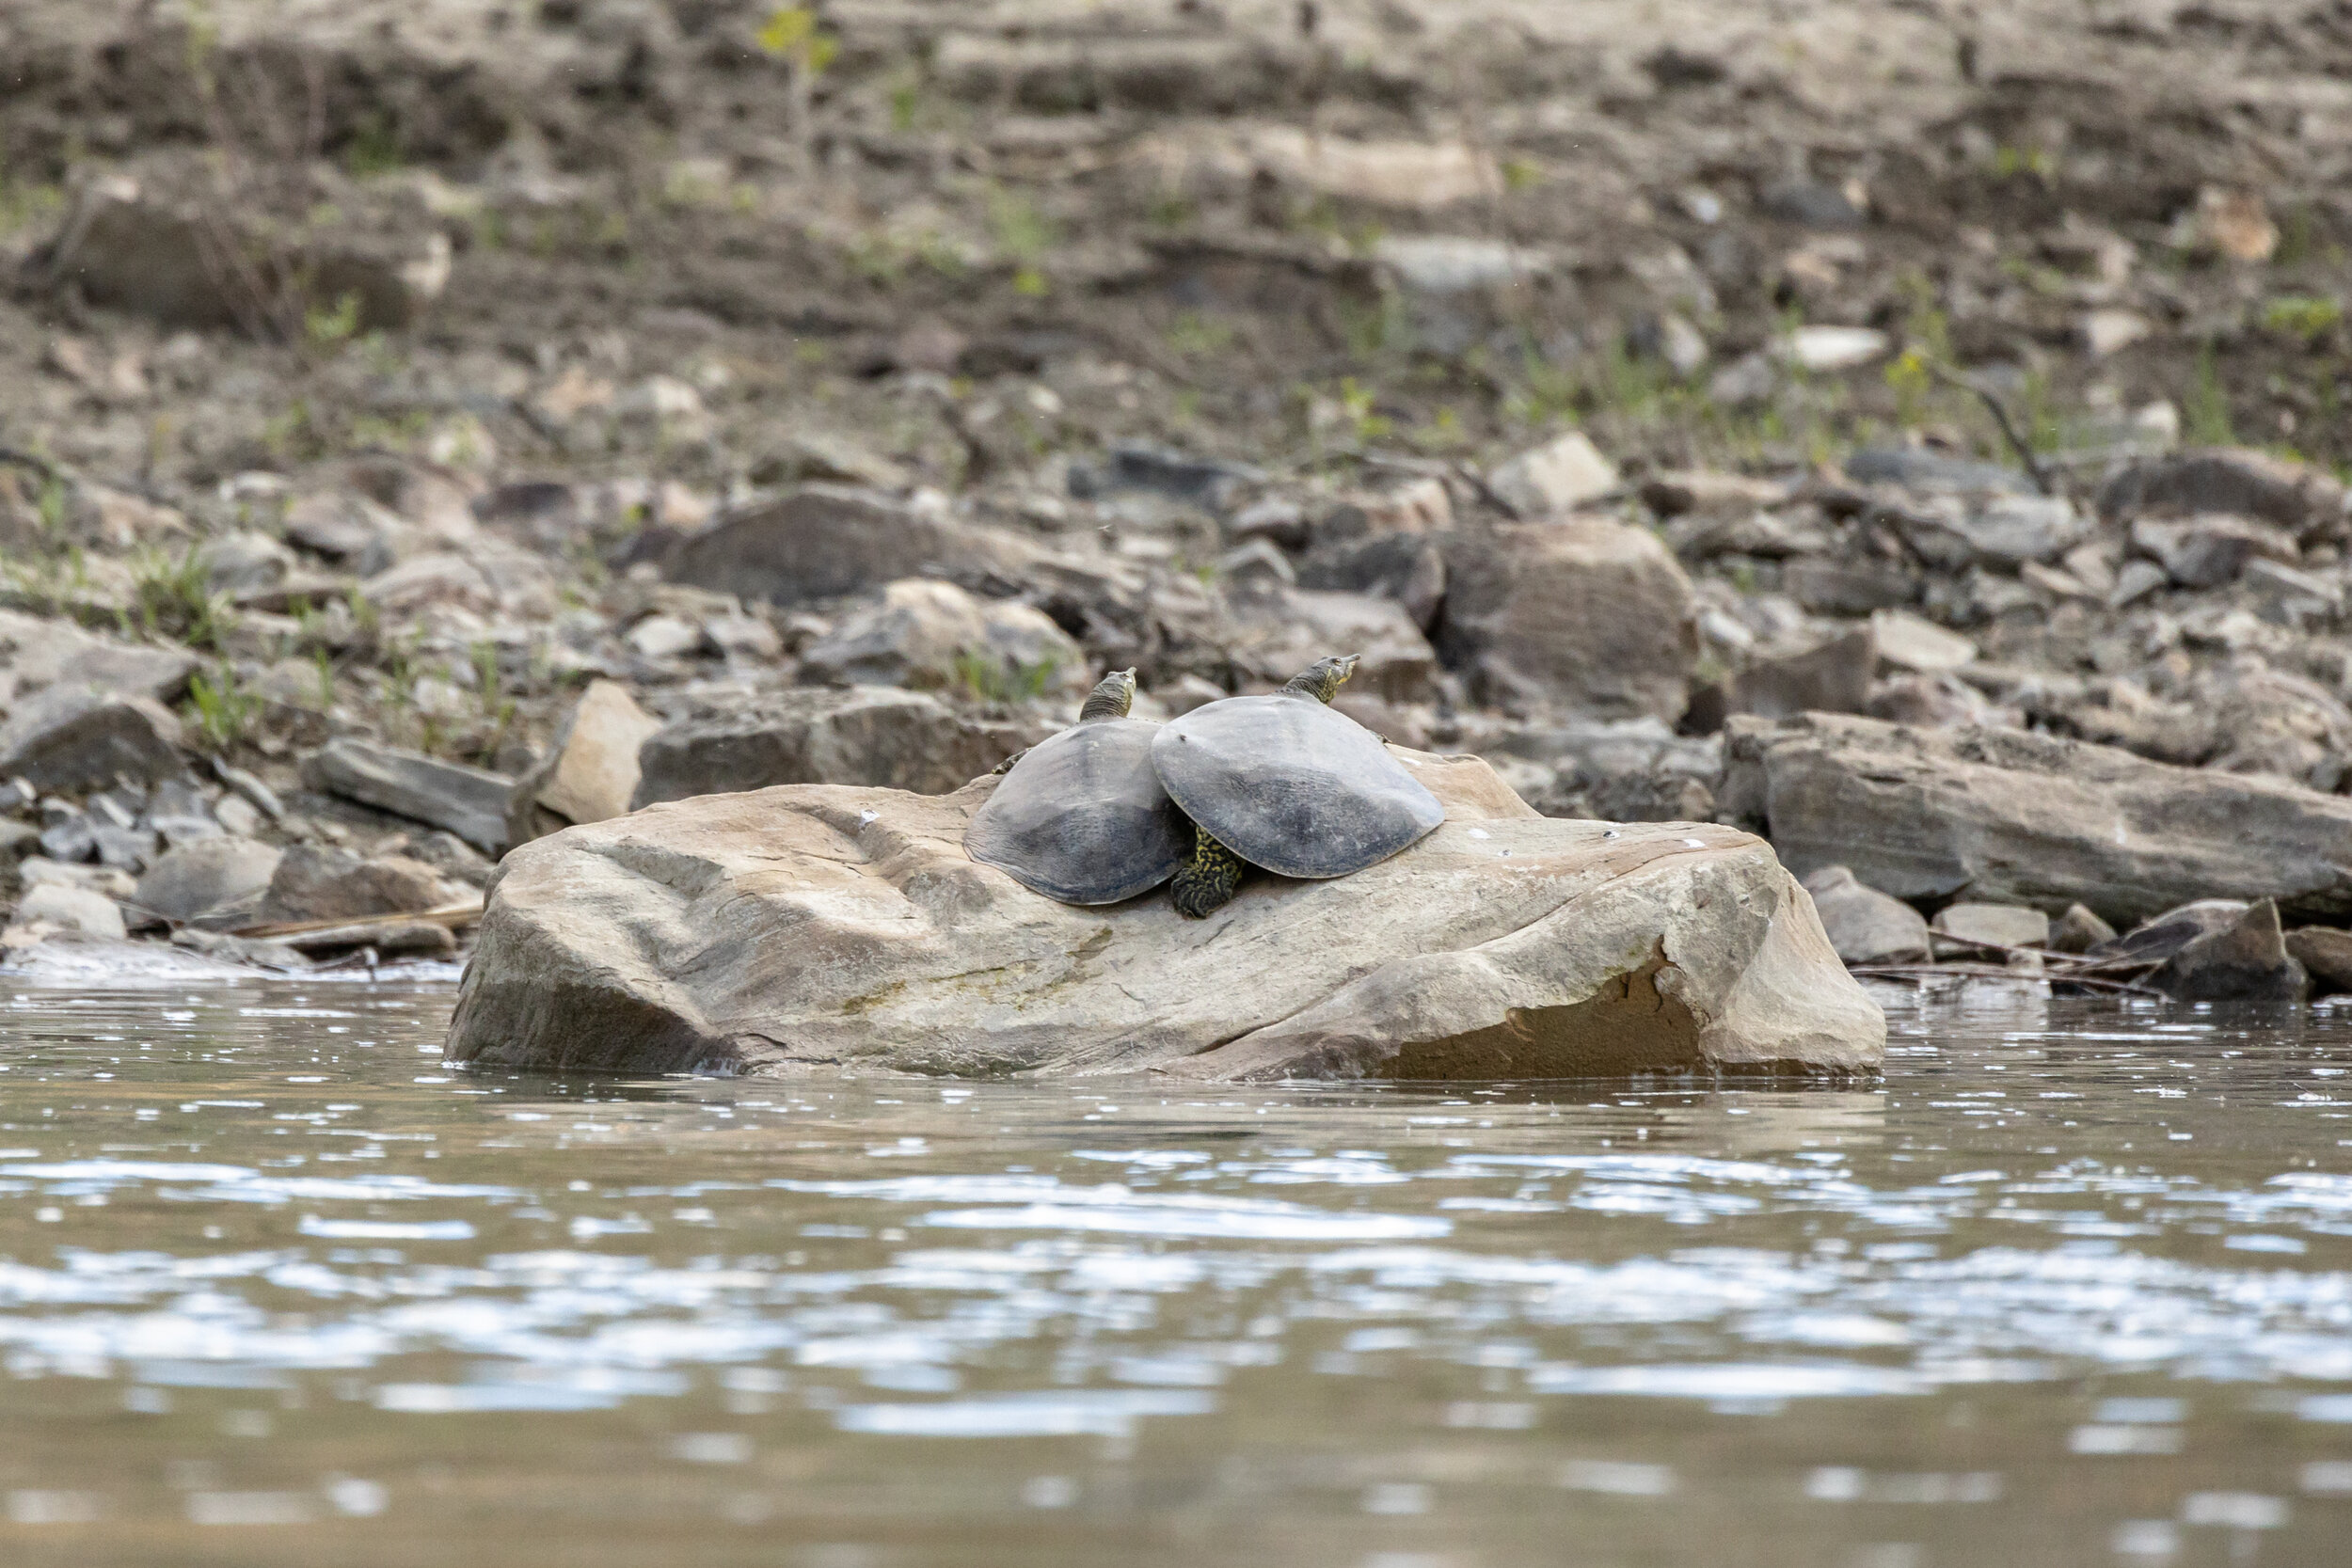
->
{"left": 1336, "top": 378, "right": 1393, "bottom": 442}
{"left": 1502, "top": 157, "right": 1542, "bottom": 193}
{"left": 1991, "top": 144, "right": 2055, "bottom": 180}
{"left": 312, "top": 647, "right": 337, "bottom": 710}
{"left": 131, "top": 545, "right": 234, "bottom": 651}
{"left": 304, "top": 292, "right": 362, "bottom": 352}
{"left": 2262, "top": 295, "right": 2343, "bottom": 341}
{"left": 987, "top": 185, "right": 1056, "bottom": 294}
{"left": 2185, "top": 343, "right": 2236, "bottom": 444}
{"left": 1164, "top": 311, "right": 1235, "bottom": 357}
{"left": 184, "top": 664, "right": 259, "bottom": 753}
{"left": 1884, "top": 348, "right": 1933, "bottom": 428}
{"left": 952, "top": 649, "right": 1060, "bottom": 704}
{"left": 342, "top": 113, "right": 404, "bottom": 177}
{"left": 756, "top": 7, "right": 838, "bottom": 71}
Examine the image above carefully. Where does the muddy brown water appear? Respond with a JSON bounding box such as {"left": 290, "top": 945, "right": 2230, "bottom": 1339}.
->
{"left": 0, "top": 968, "right": 2348, "bottom": 1567}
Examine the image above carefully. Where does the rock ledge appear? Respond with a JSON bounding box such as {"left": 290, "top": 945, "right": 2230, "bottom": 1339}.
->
{"left": 445, "top": 753, "right": 1883, "bottom": 1081}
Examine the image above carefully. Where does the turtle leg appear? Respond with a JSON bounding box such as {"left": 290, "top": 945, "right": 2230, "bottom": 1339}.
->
{"left": 1169, "top": 830, "right": 1245, "bottom": 918}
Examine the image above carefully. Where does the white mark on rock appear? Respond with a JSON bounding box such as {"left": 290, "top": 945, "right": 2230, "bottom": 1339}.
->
{"left": 859, "top": 810, "right": 879, "bottom": 824}
{"left": 1468, "top": 829, "right": 1491, "bottom": 840}
{"left": 1683, "top": 837, "right": 1705, "bottom": 848}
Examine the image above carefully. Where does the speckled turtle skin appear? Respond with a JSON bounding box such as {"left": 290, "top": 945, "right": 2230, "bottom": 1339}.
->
{"left": 962, "top": 670, "right": 1189, "bottom": 906}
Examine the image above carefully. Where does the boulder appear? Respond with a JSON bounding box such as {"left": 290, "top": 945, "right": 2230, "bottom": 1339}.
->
{"left": 2147, "top": 898, "right": 2307, "bottom": 1003}
{"left": 2098, "top": 448, "right": 2346, "bottom": 544}
{"left": 1802, "top": 865, "right": 1931, "bottom": 965}
{"left": 258, "top": 846, "right": 458, "bottom": 926}
{"left": 446, "top": 752, "right": 1883, "bottom": 1080}
{"left": 631, "top": 688, "right": 1038, "bottom": 808}
{"left": 506, "top": 680, "right": 664, "bottom": 848}
{"left": 135, "top": 837, "right": 282, "bottom": 922}
{"left": 1440, "top": 521, "right": 1699, "bottom": 721}
{"left": 1486, "top": 432, "right": 1618, "bottom": 517}
{"left": 797, "top": 579, "right": 1085, "bottom": 695}
{"left": 1722, "top": 713, "right": 2352, "bottom": 927}
{"left": 0, "top": 689, "right": 183, "bottom": 792}
{"left": 304, "top": 739, "right": 512, "bottom": 853}
{"left": 663, "top": 486, "right": 1045, "bottom": 608}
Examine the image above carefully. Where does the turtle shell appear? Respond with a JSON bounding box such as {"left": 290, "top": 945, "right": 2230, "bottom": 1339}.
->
{"left": 1150, "top": 694, "right": 1444, "bottom": 879}
{"left": 963, "top": 718, "right": 1188, "bottom": 905}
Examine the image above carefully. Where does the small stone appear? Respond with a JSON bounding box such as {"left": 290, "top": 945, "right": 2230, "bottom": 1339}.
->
{"left": 1931, "top": 902, "right": 2052, "bottom": 953}
{"left": 2148, "top": 897, "right": 2306, "bottom": 1002}
{"left": 2049, "top": 904, "right": 2118, "bottom": 954}
{"left": 627, "top": 613, "right": 705, "bottom": 660}
{"left": 1730, "top": 628, "right": 1875, "bottom": 721}
{"left": 2107, "top": 559, "right": 2169, "bottom": 609}
{"left": 1218, "top": 539, "right": 1296, "bottom": 592}
{"left": 506, "top": 680, "right": 665, "bottom": 847}
{"left": 1802, "top": 865, "right": 1931, "bottom": 965}
{"left": 2284, "top": 927, "right": 2352, "bottom": 997}
{"left": 2131, "top": 515, "right": 2296, "bottom": 589}
{"left": 1779, "top": 325, "right": 1888, "bottom": 372}
{"left": 704, "top": 612, "right": 783, "bottom": 661}
{"left": 285, "top": 919, "right": 459, "bottom": 958}
{"left": 13, "top": 881, "right": 126, "bottom": 941}
{"left": 304, "top": 739, "right": 512, "bottom": 854}
{"left": 259, "top": 846, "right": 459, "bottom": 926}
{"left": 135, "top": 837, "right": 283, "bottom": 922}
{"left": 1869, "top": 610, "right": 1977, "bottom": 673}
{"left": 0, "top": 689, "right": 184, "bottom": 793}
{"left": 2081, "top": 309, "right": 2153, "bottom": 357}
{"left": 1486, "top": 432, "right": 1618, "bottom": 518}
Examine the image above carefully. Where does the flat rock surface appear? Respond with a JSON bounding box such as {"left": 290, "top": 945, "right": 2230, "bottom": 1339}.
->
{"left": 447, "top": 752, "right": 1883, "bottom": 1081}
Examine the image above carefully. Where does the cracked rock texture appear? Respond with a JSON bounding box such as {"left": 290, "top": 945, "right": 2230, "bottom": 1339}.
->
{"left": 446, "top": 752, "right": 1882, "bottom": 1080}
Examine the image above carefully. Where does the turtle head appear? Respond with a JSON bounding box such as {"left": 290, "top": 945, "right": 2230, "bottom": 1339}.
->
{"left": 1078, "top": 667, "right": 1138, "bottom": 721}
{"left": 1282, "top": 654, "right": 1359, "bottom": 704}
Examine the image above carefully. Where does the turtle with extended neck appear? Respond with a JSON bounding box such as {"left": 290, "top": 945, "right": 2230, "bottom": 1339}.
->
{"left": 962, "top": 667, "right": 1190, "bottom": 905}
{"left": 1152, "top": 653, "right": 1444, "bottom": 918}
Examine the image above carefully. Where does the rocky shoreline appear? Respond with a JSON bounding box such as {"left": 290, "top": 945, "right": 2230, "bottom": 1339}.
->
{"left": 0, "top": 2, "right": 2346, "bottom": 1044}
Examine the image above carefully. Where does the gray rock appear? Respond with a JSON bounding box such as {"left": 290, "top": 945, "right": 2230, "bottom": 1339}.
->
{"left": 2049, "top": 903, "right": 2119, "bottom": 954}
{"left": 2089, "top": 899, "right": 2250, "bottom": 967}
{"left": 1297, "top": 532, "right": 1447, "bottom": 632}
{"left": 506, "top": 680, "right": 664, "bottom": 848}
{"left": 1784, "top": 559, "right": 1918, "bottom": 614}
{"left": 259, "top": 845, "right": 459, "bottom": 926}
{"left": 632, "top": 688, "right": 1038, "bottom": 808}
{"left": 399, "top": 831, "right": 498, "bottom": 890}
{"left": 1730, "top": 628, "right": 1876, "bottom": 721}
{"left": 12, "top": 881, "right": 126, "bottom": 941}
{"left": 797, "top": 579, "right": 1085, "bottom": 695}
{"left": 1723, "top": 712, "right": 2352, "bottom": 927}
{"left": 446, "top": 752, "right": 1883, "bottom": 1080}
{"left": 1486, "top": 432, "right": 1618, "bottom": 517}
{"left": 0, "top": 689, "right": 183, "bottom": 793}
{"left": 1895, "top": 493, "right": 2090, "bottom": 569}
{"left": 2098, "top": 447, "right": 2346, "bottom": 543}
{"left": 1802, "top": 865, "right": 1931, "bottom": 964}
{"left": 2147, "top": 898, "right": 2307, "bottom": 1003}
{"left": 664, "top": 486, "right": 1047, "bottom": 609}
{"left": 1216, "top": 539, "right": 1295, "bottom": 592}
{"left": 1441, "top": 521, "right": 1699, "bottom": 721}
{"left": 40, "top": 170, "right": 448, "bottom": 333}
{"left": 1846, "top": 448, "right": 2038, "bottom": 497}
{"left": 140, "top": 777, "right": 220, "bottom": 845}
{"left": 1225, "top": 588, "right": 1437, "bottom": 705}
{"left": 195, "top": 532, "right": 295, "bottom": 596}
{"left": 1931, "top": 901, "right": 2052, "bottom": 952}
{"left": 135, "top": 837, "right": 283, "bottom": 922}
{"left": 0, "top": 610, "right": 197, "bottom": 708}
{"left": 1867, "top": 673, "right": 2002, "bottom": 729}
{"left": 2107, "top": 558, "right": 2170, "bottom": 609}
{"left": 2284, "top": 927, "right": 2352, "bottom": 996}
{"left": 304, "top": 739, "right": 512, "bottom": 853}
{"left": 2130, "top": 515, "right": 2296, "bottom": 589}
{"left": 1069, "top": 443, "right": 1261, "bottom": 511}
{"left": 285, "top": 919, "right": 459, "bottom": 958}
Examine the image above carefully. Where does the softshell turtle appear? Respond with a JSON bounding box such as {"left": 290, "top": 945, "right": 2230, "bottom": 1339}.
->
{"left": 962, "top": 668, "right": 1189, "bottom": 905}
{"left": 1153, "top": 654, "right": 1444, "bottom": 918}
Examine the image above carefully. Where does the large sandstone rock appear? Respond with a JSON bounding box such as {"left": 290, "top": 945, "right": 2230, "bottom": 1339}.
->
{"left": 663, "top": 486, "right": 1045, "bottom": 608}
{"left": 1440, "top": 521, "right": 1699, "bottom": 721}
{"left": 447, "top": 753, "right": 1883, "bottom": 1080}
{"left": 1723, "top": 712, "right": 2352, "bottom": 927}
{"left": 631, "top": 688, "right": 1040, "bottom": 807}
